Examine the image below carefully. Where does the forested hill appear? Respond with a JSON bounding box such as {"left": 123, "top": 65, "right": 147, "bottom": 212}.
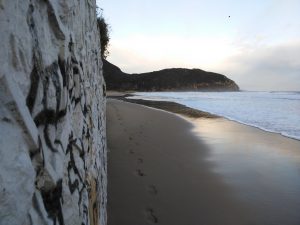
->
{"left": 103, "top": 59, "right": 239, "bottom": 91}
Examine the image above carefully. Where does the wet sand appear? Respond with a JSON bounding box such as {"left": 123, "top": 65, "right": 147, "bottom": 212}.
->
{"left": 191, "top": 118, "right": 300, "bottom": 225}
{"left": 107, "top": 99, "right": 300, "bottom": 225}
{"left": 109, "top": 95, "right": 218, "bottom": 118}
{"left": 107, "top": 99, "right": 250, "bottom": 225}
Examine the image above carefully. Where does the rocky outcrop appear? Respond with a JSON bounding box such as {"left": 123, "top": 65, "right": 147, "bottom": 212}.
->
{"left": 103, "top": 59, "right": 239, "bottom": 91}
{"left": 0, "top": 1, "right": 106, "bottom": 225}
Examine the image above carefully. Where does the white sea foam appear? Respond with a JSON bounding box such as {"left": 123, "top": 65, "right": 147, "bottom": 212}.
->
{"left": 128, "top": 91, "right": 300, "bottom": 140}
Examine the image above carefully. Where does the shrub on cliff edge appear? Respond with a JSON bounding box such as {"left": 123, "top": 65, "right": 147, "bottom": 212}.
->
{"left": 97, "top": 15, "right": 110, "bottom": 59}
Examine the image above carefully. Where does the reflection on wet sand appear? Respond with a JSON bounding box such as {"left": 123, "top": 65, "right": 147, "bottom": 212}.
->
{"left": 191, "top": 118, "right": 300, "bottom": 225}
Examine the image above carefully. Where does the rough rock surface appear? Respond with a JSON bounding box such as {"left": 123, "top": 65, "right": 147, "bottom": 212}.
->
{"left": 0, "top": 1, "right": 107, "bottom": 225}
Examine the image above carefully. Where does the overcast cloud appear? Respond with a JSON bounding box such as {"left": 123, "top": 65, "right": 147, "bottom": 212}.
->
{"left": 98, "top": 0, "right": 300, "bottom": 91}
{"left": 219, "top": 40, "right": 300, "bottom": 91}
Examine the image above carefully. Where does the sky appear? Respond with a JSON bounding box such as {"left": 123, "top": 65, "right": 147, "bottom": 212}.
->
{"left": 96, "top": 0, "right": 300, "bottom": 91}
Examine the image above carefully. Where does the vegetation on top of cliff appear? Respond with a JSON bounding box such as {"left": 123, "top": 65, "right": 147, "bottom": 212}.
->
{"left": 97, "top": 8, "right": 110, "bottom": 59}
{"left": 103, "top": 59, "right": 240, "bottom": 92}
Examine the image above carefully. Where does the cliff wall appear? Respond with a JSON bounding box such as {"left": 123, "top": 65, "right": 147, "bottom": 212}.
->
{"left": 0, "top": 1, "right": 106, "bottom": 225}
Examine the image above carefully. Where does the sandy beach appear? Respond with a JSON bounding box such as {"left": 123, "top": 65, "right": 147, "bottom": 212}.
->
{"left": 107, "top": 99, "right": 251, "bottom": 225}
{"left": 106, "top": 99, "right": 300, "bottom": 225}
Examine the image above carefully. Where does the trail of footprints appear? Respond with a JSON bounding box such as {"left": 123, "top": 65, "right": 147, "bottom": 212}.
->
{"left": 127, "top": 127, "right": 159, "bottom": 223}
{"left": 113, "top": 103, "right": 158, "bottom": 223}
{"left": 146, "top": 208, "right": 158, "bottom": 224}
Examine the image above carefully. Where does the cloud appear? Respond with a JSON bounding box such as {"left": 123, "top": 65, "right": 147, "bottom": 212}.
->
{"left": 218, "top": 40, "right": 300, "bottom": 91}
{"left": 107, "top": 34, "right": 236, "bottom": 73}
{"left": 106, "top": 35, "right": 300, "bottom": 91}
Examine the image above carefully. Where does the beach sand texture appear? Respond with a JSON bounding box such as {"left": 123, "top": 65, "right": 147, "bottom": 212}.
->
{"left": 107, "top": 99, "right": 251, "bottom": 225}
{"left": 107, "top": 99, "right": 300, "bottom": 225}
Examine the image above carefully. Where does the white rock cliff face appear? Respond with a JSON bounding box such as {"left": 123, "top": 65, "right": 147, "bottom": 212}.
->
{"left": 0, "top": 1, "right": 107, "bottom": 225}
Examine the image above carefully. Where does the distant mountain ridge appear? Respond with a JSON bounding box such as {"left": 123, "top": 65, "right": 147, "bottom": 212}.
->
{"left": 103, "top": 59, "right": 239, "bottom": 91}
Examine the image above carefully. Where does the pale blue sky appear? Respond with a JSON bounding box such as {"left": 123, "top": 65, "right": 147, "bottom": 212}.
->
{"left": 97, "top": 0, "right": 300, "bottom": 91}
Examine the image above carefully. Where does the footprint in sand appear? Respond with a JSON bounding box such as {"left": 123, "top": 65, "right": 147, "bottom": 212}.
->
{"left": 129, "top": 137, "right": 133, "bottom": 141}
{"left": 145, "top": 208, "right": 158, "bottom": 224}
{"left": 138, "top": 158, "right": 143, "bottom": 163}
{"left": 136, "top": 169, "right": 145, "bottom": 177}
{"left": 129, "top": 149, "right": 134, "bottom": 154}
{"left": 147, "top": 185, "right": 158, "bottom": 195}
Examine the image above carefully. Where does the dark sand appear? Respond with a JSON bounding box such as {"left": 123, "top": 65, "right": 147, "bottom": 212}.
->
{"left": 109, "top": 94, "right": 217, "bottom": 118}
{"left": 191, "top": 118, "right": 300, "bottom": 225}
{"left": 107, "top": 99, "right": 300, "bottom": 225}
{"left": 107, "top": 99, "right": 252, "bottom": 225}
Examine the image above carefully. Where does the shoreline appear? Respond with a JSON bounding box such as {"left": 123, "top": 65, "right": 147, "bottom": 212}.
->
{"left": 106, "top": 99, "right": 252, "bottom": 225}
{"left": 107, "top": 99, "right": 300, "bottom": 225}
{"left": 108, "top": 94, "right": 300, "bottom": 141}
{"left": 108, "top": 95, "right": 217, "bottom": 118}
{"left": 190, "top": 117, "right": 300, "bottom": 225}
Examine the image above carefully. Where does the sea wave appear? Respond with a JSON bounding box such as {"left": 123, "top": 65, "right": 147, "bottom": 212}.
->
{"left": 129, "top": 91, "right": 300, "bottom": 141}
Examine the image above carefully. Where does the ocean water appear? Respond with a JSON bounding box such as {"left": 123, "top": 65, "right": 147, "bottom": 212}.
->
{"left": 129, "top": 91, "right": 300, "bottom": 140}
